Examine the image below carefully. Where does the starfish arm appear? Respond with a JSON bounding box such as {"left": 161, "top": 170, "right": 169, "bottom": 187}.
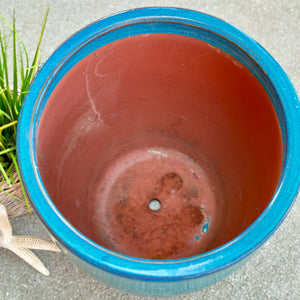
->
{"left": 10, "top": 236, "right": 61, "bottom": 252}
{"left": 0, "top": 203, "right": 13, "bottom": 245}
{"left": 6, "top": 244, "right": 50, "bottom": 276}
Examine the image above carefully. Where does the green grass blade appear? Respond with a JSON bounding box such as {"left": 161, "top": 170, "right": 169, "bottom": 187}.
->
{"left": 0, "top": 161, "right": 11, "bottom": 187}
{"left": 0, "top": 36, "right": 14, "bottom": 123}
{"left": 6, "top": 162, "right": 15, "bottom": 183}
{"left": 0, "top": 89, "right": 13, "bottom": 122}
{"left": 0, "top": 30, "right": 10, "bottom": 92}
{"left": 19, "top": 47, "right": 26, "bottom": 90}
{"left": 0, "top": 13, "right": 29, "bottom": 76}
{"left": 0, "top": 88, "right": 14, "bottom": 120}
{"left": 0, "top": 139, "right": 6, "bottom": 151}
{"left": 0, "top": 104, "right": 12, "bottom": 119}
{"left": 9, "top": 152, "right": 31, "bottom": 213}
{"left": 12, "top": 11, "right": 18, "bottom": 105}
{"left": 0, "top": 120, "right": 17, "bottom": 132}
{"left": 0, "top": 146, "right": 16, "bottom": 155}
{"left": 0, "top": 35, "right": 4, "bottom": 90}
{"left": 0, "top": 188, "right": 25, "bottom": 203}
{"left": 25, "top": 8, "right": 49, "bottom": 90}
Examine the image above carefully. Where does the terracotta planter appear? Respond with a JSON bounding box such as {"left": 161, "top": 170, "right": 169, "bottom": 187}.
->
{"left": 17, "top": 8, "right": 300, "bottom": 296}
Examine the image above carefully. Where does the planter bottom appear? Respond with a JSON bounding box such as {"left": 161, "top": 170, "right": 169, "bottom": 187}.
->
{"left": 93, "top": 145, "right": 222, "bottom": 260}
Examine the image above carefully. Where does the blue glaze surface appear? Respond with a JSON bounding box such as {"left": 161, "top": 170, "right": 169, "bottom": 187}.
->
{"left": 17, "top": 7, "right": 300, "bottom": 296}
{"left": 202, "top": 224, "right": 210, "bottom": 234}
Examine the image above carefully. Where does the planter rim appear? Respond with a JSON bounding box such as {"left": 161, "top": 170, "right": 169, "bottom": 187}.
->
{"left": 17, "top": 7, "right": 300, "bottom": 282}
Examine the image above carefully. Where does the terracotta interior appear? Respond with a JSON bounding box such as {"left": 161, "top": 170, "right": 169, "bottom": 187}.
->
{"left": 36, "top": 33, "right": 283, "bottom": 260}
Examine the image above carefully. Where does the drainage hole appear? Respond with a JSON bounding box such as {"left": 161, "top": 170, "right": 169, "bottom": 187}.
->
{"left": 149, "top": 198, "right": 161, "bottom": 211}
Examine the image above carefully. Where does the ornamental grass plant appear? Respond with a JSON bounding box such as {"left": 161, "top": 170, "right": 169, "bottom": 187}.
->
{"left": 0, "top": 9, "right": 48, "bottom": 216}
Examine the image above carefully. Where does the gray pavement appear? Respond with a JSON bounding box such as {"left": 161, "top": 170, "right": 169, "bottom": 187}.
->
{"left": 0, "top": 1, "right": 299, "bottom": 299}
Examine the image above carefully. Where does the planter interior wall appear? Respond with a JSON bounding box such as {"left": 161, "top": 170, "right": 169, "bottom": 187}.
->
{"left": 36, "top": 33, "right": 282, "bottom": 260}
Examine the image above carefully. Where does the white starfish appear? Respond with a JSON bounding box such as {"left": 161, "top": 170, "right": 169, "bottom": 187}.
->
{"left": 0, "top": 203, "right": 60, "bottom": 276}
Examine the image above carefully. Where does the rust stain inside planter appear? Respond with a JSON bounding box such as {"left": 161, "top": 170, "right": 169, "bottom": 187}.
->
{"left": 94, "top": 147, "right": 222, "bottom": 259}
{"left": 36, "top": 33, "right": 283, "bottom": 260}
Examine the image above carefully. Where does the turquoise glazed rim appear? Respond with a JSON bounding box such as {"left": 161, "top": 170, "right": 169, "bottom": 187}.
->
{"left": 17, "top": 7, "right": 299, "bottom": 293}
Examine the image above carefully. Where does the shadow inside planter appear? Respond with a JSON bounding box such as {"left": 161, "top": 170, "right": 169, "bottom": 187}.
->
{"left": 36, "top": 33, "right": 282, "bottom": 260}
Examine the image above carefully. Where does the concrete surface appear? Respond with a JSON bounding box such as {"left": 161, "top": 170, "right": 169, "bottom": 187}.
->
{"left": 0, "top": 0, "right": 299, "bottom": 299}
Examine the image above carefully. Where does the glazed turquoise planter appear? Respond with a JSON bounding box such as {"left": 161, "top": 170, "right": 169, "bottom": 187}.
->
{"left": 17, "top": 8, "right": 300, "bottom": 297}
